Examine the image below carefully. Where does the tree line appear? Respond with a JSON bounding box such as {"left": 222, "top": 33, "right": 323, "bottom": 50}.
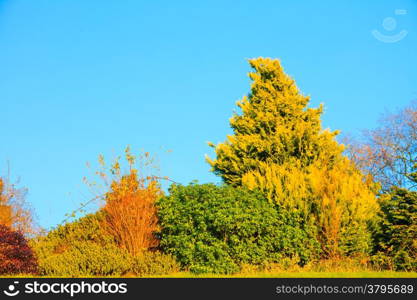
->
{"left": 1, "top": 58, "right": 416, "bottom": 275}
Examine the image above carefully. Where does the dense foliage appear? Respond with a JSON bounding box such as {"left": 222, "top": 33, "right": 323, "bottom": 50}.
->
{"left": 32, "top": 212, "right": 130, "bottom": 276}
{"left": 2, "top": 58, "right": 415, "bottom": 276}
{"left": 157, "top": 183, "right": 320, "bottom": 274}
{"left": 346, "top": 102, "right": 417, "bottom": 271}
{"left": 207, "top": 58, "right": 378, "bottom": 258}
{"left": 372, "top": 187, "right": 417, "bottom": 271}
{"left": 32, "top": 212, "right": 178, "bottom": 276}
{"left": 130, "top": 251, "right": 180, "bottom": 276}
{"left": 0, "top": 225, "right": 38, "bottom": 275}
{"left": 207, "top": 58, "right": 342, "bottom": 186}
{"left": 99, "top": 149, "right": 161, "bottom": 256}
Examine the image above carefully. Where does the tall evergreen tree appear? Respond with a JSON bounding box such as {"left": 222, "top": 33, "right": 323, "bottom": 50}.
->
{"left": 207, "top": 58, "right": 342, "bottom": 187}
{"left": 207, "top": 58, "right": 378, "bottom": 257}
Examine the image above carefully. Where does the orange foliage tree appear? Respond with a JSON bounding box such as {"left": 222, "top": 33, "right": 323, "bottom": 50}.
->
{"left": 0, "top": 176, "right": 35, "bottom": 235}
{"left": 0, "top": 179, "right": 12, "bottom": 227}
{"left": 87, "top": 147, "right": 164, "bottom": 256}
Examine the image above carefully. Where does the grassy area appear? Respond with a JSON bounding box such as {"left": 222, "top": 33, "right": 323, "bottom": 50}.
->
{"left": 147, "top": 271, "right": 417, "bottom": 278}
{"left": 3, "top": 271, "right": 417, "bottom": 278}
{"left": 4, "top": 258, "right": 417, "bottom": 278}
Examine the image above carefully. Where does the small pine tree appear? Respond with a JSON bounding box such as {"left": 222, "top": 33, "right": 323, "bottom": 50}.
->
{"left": 373, "top": 187, "right": 417, "bottom": 271}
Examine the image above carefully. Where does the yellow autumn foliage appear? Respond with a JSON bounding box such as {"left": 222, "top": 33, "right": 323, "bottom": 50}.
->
{"left": 308, "top": 157, "right": 378, "bottom": 257}
{"left": 90, "top": 147, "right": 163, "bottom": 256}
{"left": 208, "top": 57, "right": 378, "bottom": 257}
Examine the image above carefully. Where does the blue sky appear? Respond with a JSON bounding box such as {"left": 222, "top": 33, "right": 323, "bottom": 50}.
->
{"left": 1, "top": 0, "right": 417, "bottom": 229}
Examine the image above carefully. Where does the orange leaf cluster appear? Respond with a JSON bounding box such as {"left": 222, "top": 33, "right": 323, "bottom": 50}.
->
{"left": 102, "top": 167, "right": 162, "bottom": 256}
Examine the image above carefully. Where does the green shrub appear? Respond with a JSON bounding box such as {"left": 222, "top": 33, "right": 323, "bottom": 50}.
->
{"left": 32, "top": 212, "right": 181, "bottom": 277}
{"left": 339, "top": 218, "right": 374, "bottom": 257}
{"left": 156, "top": 183, "right": 320, "bottom": 274}
{"left": 370, "top": 252, "right": 394, "bottom": 270}
{"left": 33, "top": 212, "right": 115, "bottom": 249}
{"left": 36, "top": 241, "right": 132, "bottom": 276}
{"left": 372, "top": 187, "right": 417, "bottom": 271}
{"left": 130, "top": 251, "right": 180, "bottom": 276}
{"left": 32, "top": 212, "right": 132, "bottom": 276}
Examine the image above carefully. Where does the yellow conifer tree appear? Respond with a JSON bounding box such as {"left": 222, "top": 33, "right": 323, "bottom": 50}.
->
{"left": 207, "top": 58, "right": 378, "bottom": 257}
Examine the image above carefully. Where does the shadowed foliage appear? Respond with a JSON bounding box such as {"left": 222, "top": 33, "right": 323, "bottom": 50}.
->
{"left": 0, "top": 225, "right": 38, "bottom": 275}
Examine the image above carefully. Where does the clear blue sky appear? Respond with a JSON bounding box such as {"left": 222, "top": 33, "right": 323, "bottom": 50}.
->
{"left": 1, "top": 0, "right": 416, "bottom": 229}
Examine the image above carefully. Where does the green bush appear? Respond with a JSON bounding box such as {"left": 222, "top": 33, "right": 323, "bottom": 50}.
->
{"left": 36, "top": 241, "right": 132, "bottom": 276}
{"left": 372, "top": 187, "right": 417, "bottom": 271}
{"left": 130, "top": 251, "right": 180, "bottom": 276}
{"left": 31, "top": 212, "right": 132, "bottom": 276}
{"left": 339, "top": 218, "right": 374, "bottom": 257}
{"left": 32, "top": 212, "right": 180, "bottom": 277}
{"left": 156, "top": 183, "right": 320, "bottom": 274}
{"left": 33, "top": 212, "right": 115, "bottom": 249}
